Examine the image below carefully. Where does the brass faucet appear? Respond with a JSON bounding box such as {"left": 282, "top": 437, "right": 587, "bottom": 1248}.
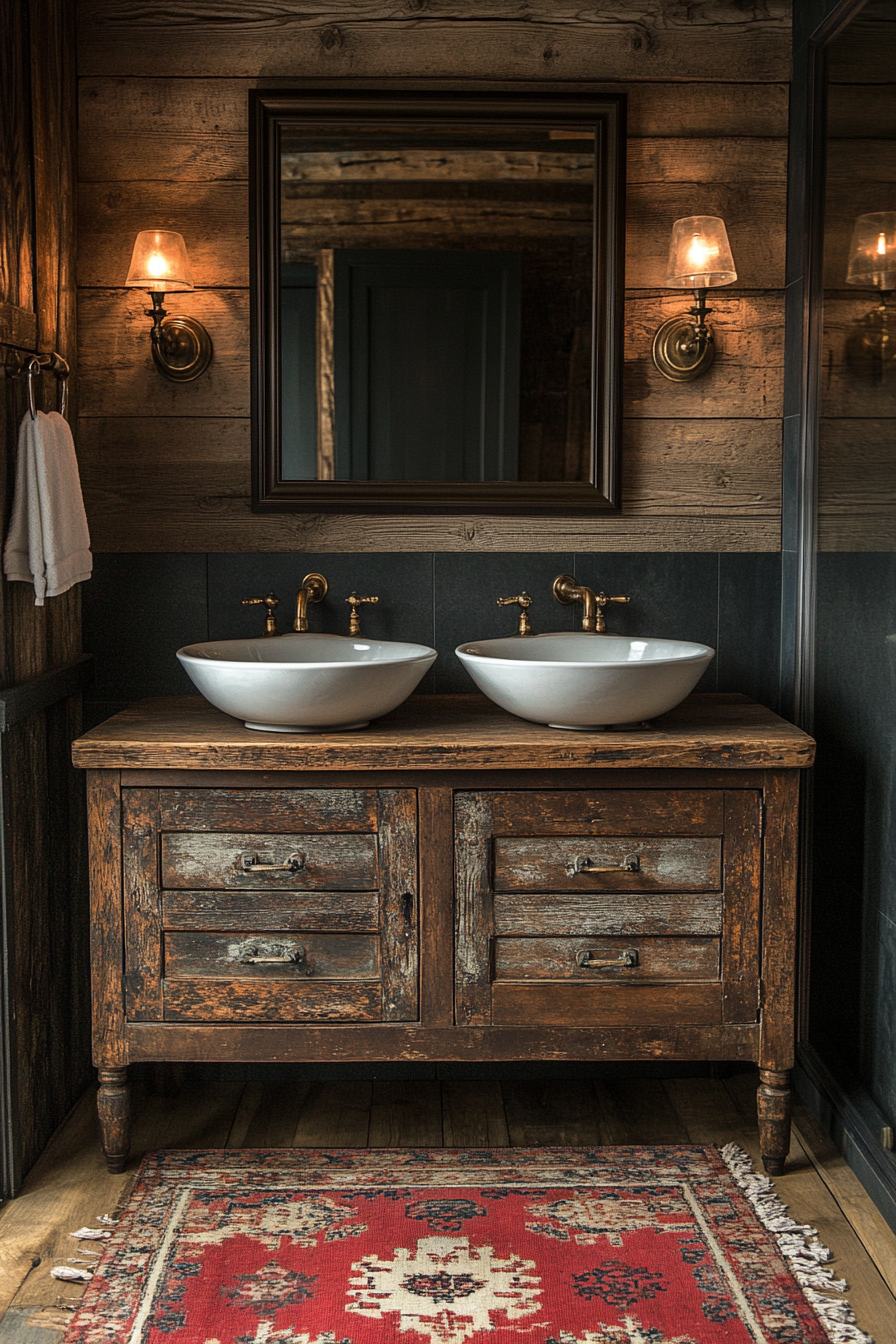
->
{"left": 293, "top": 572, "right": 328, "bottom": 632}
{"left": 242, "top": 592, "right": 280, "bottom": 636}
{"left": 553, "top": 574, "right": 630, "bottom": 633}
{"left": 346, "top": 592, "right": 379, "bottom": 637}
{"left": 497, "top": 592, "right": 533, "bottom": 636}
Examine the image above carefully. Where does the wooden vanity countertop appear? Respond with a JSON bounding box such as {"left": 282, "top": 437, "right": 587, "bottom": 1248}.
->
{"left": 71, "top": 693, "right": 815, "bottom": 772}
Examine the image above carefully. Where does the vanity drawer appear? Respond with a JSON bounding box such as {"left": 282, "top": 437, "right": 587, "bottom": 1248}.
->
{"left": 159, "top": 831, "right": 378, "bottom": 891}
{"left": 492, "top": 936, "right": 720, "bottom": 983}
{"left": 493, "top": 836, "right": 721, "bottom": 893}
{"left": 161, "top": 931, "right": 381, "bottom": 1023}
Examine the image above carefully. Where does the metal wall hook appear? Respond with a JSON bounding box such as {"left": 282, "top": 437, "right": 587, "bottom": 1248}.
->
{"left": 4, "top": 350, "right": 71, "bottom": 420}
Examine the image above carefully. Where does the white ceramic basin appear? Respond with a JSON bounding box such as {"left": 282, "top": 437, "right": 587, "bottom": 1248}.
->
{"left": 455, "top": 632, "right": 714, "bottom": 729}
{"left": 177, "top": 633, "right": 437, "bottom": 732}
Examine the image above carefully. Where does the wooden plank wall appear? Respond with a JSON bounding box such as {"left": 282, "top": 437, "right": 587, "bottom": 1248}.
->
{"left": 76, "top": 1, "right": 792, "bottom": 553}
{"left": 819, "top": 6, "right": 896, "bottom": 553}
{"left": 0, "top": 0, "right": 90, "bottom": 1194}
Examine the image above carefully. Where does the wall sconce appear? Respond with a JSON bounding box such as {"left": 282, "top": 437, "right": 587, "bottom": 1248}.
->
{"left": 651, "top": 216, "right": 737, "bottom": 382}
{"left": 845, "top": 211, "right": 895, "bottom": 381}
{"left": 125, "top": 230, "right": 213, "bottom": 381}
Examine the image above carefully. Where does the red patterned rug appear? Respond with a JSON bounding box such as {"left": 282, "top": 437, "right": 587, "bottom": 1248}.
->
{"left": 63, "top": 1146, "right": 869, "bottom": 1344}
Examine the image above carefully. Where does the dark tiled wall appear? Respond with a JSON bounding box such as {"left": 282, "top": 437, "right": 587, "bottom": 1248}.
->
{"left": 810, "top": 553, "right": 896, "bottom": 1123}
{"left": 83, "top": 551, "right": 782, "bottom": 725}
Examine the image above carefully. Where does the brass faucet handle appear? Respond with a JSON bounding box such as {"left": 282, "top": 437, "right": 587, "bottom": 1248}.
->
{"left": 346, "top": 592, "right": 379, "bottom": 638}
{"left": 242, "top": 592, "right": 280, "bottom": 637}
{"left": 593, "top": 592, "right": 630, "bottom": 634}
{"left": 496, "top": 593, "right": 533, "bottom": 636}
{"left": 301, "top": 572, "right": 328, "bottom": 603}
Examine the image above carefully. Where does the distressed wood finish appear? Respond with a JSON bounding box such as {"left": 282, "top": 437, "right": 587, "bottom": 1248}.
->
{"left": 123, "top": 790, "right": 163, "bottom": 1021}
{"left": 158, "top": 787, "right": 377, "bottom": 831}
{"left": 72, "top": 694, "right": 816, "bottom": 772}
{"left": 377, "top": 789, "right": 419, "bottom": 1023}
{"left": 163, "top": 980, "right": 382, "bottom": 1023}
{"left": 492, "top": 936, "right": 720, "bottom": 982}
{"left": 491, "top": 983, "right": 724, "bottom": 1027}
{"left": 76, "top": 2, "right": 790, "bottom": 551}
{"left": 493, "top": 836, "right": 722, "bottom": 892}
{"left": 161, "top": 889, "right": 380, "bottom": 932}
{"left": 159, "top": 830, "right": 378, "bottom": 891}
{"left": 492, "top": 893, "right": 722, "bottom": 938}
{"left": 76, "top": 698, "right": 812, "bottom": 1174}
{"left": 163, "top": 931, "right": 380, "bottom": 980}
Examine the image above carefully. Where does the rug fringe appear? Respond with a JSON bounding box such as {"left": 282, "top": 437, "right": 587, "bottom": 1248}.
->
{"left": 719, "top": 1142, "right": 874, "bottom": 1344}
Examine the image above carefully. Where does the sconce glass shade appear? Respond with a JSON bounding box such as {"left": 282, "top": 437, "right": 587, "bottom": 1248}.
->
{"left": 662, "top": 216, "right": 737, "bottom": 289}
{"left": 125, "top": 230, "right": 194, "bottom": 292}
{"left": 846, "top": 212, "right": 896, "bottom": 290}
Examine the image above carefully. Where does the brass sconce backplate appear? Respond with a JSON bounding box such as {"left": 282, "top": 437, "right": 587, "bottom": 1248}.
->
{"left": 652, "top": 313, "right": 715, "bottom": 382}
{"left": 152, "top": 314, "right": 214, "bottom": 382}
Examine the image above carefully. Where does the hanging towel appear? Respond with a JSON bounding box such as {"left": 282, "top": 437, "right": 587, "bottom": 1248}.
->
{"left": 3, "top": 410, "right": 92, "bottom": 606}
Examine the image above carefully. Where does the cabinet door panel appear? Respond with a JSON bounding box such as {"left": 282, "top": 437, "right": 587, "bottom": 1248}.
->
{"left": 163, "top": 980, "right": 382, "bottom": 1023}
{"left": 455, "top": 787, "right": 760, "bottom": 1029}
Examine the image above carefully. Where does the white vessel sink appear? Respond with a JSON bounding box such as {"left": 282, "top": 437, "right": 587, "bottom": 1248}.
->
{"left": 177, "top": 633, "right": 437, "bottom": 732}
{"left": 456, "top": 632, "right": 714, "bottom": 729}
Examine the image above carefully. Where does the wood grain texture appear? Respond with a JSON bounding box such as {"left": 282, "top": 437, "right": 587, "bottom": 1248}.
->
{"left": 720, "top": 789, "right": 761, "bottom": 1024}
{"left": 125, "top": 1019, "right": 761, "bottom": 1061}
{"left": 157, "top": 786, "right": 377, "bottom": 830}
{"left": 492, "top": 892, "right": 722, "bottom": 937}
{"left": 758, "top": 770, "right": 800, "bottom": 1072}
{"left": 492, "top": 935, "right": 720, "bottom": 982}
{"left": 490, "top": 982, "right": 724, "bottom": 1026}
{"left": 377, "top": 789, "right": 419, "bottom": 1022}
{"left": 488, "top": 787, "right": 725, "bottom": 833}
{"left": 87, "top": 771, "right": 125, "bottom": 1066}
{"left": 160, "top": 889, "right": 380, "bottom": 932}
{"left": 159, "top": 829, "right": 378, "bottom": 890}
{"left": 492, "top": 835, "right": 722, "bottom": 892}
{"left": 418, "top": 787, "right": 455, "bottom": 1027}
{"left": 163, "top": 930, "right": 380, "bottom": 980}
{"left": 162, "top": 978, "right": 382, "bottom": 1022}
{"left": 454, "top": 791, "right": 494, "bottom": 1027}
{"left": 77, "top": 3, "right": 791, "bottom": 82}
{"left": 122, "top": 788, "right": 163, "bottom": 1021}
{"left": 71, "top": 694, "right": 817, "bottom": 772}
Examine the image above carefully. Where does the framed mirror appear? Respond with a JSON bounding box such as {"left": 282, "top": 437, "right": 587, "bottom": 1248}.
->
{"left": 250, "top": 88, "right": 625, "bottom": 514}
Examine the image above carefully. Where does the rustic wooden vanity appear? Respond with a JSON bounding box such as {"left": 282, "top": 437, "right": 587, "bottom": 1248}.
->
{"left": 72, "top": 693, "right": 814, "bottom": 1176}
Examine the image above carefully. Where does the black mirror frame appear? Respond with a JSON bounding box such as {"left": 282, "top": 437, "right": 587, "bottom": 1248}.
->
{"left": 250, "top": 87, "right": 626, "bottom": 515}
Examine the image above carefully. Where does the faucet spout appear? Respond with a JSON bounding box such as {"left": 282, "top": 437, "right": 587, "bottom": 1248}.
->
{"left": 293, "top": 572, "right": 328, "bottom": 632}
{"left": 553, "top": 574, "right": 630, "bottom": 633}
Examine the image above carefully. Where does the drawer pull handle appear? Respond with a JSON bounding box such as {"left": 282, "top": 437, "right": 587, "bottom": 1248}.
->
{"left": 229, "top": 939, "right": 308, "bottom": 968}
{"left": 576, "top": 948, "right": 639, "bottom": 970}
{"left": 240, "top": 851, "right": 305, "bottom": 874}
{"left": 566, "top": 853, "right": 640, "bottom": 877}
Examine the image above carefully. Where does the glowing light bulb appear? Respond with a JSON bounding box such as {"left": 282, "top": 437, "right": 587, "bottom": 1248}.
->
{"left": 146, "top": 250, "right": 169, "bottom": 279}
{"left": 877, "top": 231, "right": 887, "bottom": 256}
{"left": 686, "top": 233, "right": 718, "bottom": 273}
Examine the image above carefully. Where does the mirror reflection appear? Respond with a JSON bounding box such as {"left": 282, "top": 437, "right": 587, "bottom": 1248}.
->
{"left": 278, "top": 125, "right": 596, "bottom": 484}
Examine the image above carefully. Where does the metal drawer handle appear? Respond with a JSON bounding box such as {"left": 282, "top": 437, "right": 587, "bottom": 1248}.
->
{"left": 577, "top": 948, "right": 639, "bottom": 969}
{"left": 240, "top": 851, "right": 305, "bottom": 873}
{"left": 229, "top": 938, "right": 308, "bottom": 968}
{"left": 566, "top": 852, "right": 640, "bottom": 877}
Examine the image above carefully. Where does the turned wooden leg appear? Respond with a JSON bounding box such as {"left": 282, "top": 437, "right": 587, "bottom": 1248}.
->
{"left": 757, "top": 1068, "right": 792, "bottom": 1175}
{"left": 98, "top": 1067, "right": 131, "bottom": 1173}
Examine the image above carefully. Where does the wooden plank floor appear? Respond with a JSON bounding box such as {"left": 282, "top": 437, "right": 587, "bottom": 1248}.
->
{"left": 1, "top": 1069, "right": 894, "bottom": 1341}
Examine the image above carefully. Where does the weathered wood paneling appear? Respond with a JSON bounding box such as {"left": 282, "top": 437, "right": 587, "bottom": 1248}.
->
{"left": 76, "top": 3, "right": 791, "bottom": 551}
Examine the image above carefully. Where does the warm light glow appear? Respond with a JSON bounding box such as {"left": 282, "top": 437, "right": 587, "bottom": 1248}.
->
{"left": 846, "top": 212, "right": 896, "bottom": 290}
{"left": 125, "top": 230, "right": 194, "bottom": 293}
{"left": 686, "top": 233, "right": 717, "bottom": 272}
{"left": 663, "top": 216, "right": 736, "bottom": 289}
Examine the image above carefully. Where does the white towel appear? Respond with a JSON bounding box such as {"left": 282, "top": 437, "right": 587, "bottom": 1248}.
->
{"left": 3, "top": 410, "right": 92, "bottom": 606}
